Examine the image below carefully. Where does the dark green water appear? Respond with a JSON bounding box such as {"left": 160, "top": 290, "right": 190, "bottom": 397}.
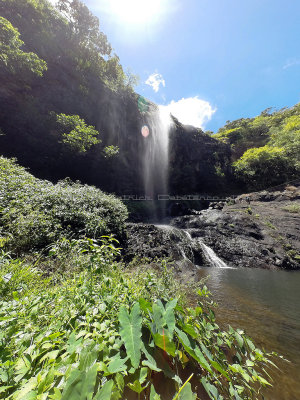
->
{"left": 196, "top": 267, "right": 300, "bottom": 400}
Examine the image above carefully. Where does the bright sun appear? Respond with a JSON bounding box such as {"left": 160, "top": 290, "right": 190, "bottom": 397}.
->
{"left": 110, "top": 0, "right": 164, "bottom": 25}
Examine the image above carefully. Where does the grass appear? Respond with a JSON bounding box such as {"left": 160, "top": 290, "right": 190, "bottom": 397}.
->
{"left": 282, "top": 203, "right": 300, "bottom": 214}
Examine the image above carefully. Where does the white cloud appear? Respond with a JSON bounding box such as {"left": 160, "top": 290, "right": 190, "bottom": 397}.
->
{"left": 283, "top": 58, "right": 300, "bottom": 69}
{"left": 47, "top": 0, "right": 57, "bottom": 6}
{"left": 145, "top": 73, "right": 166, "bottom": 93}
{"left": 161, "top": 96, "right": 216, "bottom": 129}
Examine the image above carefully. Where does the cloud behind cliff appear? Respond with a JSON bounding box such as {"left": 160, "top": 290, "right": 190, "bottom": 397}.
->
{"left": 161, "top": 97, "right": 216, "bottom": 129}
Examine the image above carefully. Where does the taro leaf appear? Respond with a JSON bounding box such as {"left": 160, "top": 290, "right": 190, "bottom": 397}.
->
{"left": 152, "top": 303, "right": 164, "bottom": 335}
{"left": 181, "top": 323, "right": 197, "bottom": 339}
{"left": 235, "top": 332, "right": 244, "bottom": 349}
{"left": 118, "top": 303, "right": 142, "bottom": 369}
{"left": 141, "top": 342, "right": 161, "bottom": 372}
{"left": 200, "top": 343, "right": 230, "bottom": 380}
{"left": 139, "top": 298, "right": 152, "bottom": 313}
{"left": 37, "top": 367, "right": 55, "bottom": 394}
{"left": 174, "top": 382, "right": 196, "bottom": 400}
{"left": 67, "top": 332, "right": 83, "bottom": 354}
{"left": 127, "top": 380, "right": 145, "bottom": 394}
{"left": 201, "top": 377, "right": 221, "bottom": 400}
{"left": 61, "top": 364, "right": 98, "bottom": 400}
{"left": 94, "top": 380, "right": 114, "bottom": 400}
{"left": 152, "top": 300, "right": 177, "bottom": 337}
{"left": 115, "top": 373, "right": 124, "bottom": 392}
{"left": 175, "top": 328, "right": 212, "bottom": 374}
{"left": 164, "top": 299, "right": 177, "bottom": 335}
{"left": 150, "top": 384, "right": 161, "bottom": 400}
{"left": 153, "top": 333, "right": 176, "bottom": 357}
{"left": 78, "top": 344, "right": 98, "bottom": 371}
{"left": 108, "top": 355, "right": 128, "bottom": 374}
{"left": 13, "top": 377, "right": 37, "bottom": 400}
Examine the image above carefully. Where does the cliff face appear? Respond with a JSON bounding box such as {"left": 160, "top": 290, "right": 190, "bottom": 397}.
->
{"left": 0, "top": 0, "right": 235, "bottom": 197}
{"left": 0, "top": 75, "right": 234, "bottom": 196}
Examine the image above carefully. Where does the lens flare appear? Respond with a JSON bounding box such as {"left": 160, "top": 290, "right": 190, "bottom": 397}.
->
{"left": 141, "top": 125, "right": 150, "bottom": 138}
{"left": 110, "top": 0, "right": 165, "bottom": 25}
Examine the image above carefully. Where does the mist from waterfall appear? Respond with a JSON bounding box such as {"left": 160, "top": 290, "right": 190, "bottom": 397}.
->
{"left": 143, "top": 106, "right": 172, "bottom": 199}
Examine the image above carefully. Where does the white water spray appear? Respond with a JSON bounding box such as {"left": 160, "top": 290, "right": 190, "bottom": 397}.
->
{"left": 143, "top": 106, "right": 172, "bottom": 198}
{"left": 184, "top": 230, "right": 231, "bottom": 268}
{"left": 199, "top": 241, "right": 230, "bottom": 268}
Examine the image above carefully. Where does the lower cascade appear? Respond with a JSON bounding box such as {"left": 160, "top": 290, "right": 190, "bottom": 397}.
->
{"left": 155, "top": 225, "right": 231, "bottom": 268}
{"left": 198, "top": 241, "right": 229, "bottom": 269}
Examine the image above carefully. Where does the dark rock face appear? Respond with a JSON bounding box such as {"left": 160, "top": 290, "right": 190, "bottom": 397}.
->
{"left": 125, "top": 187, "right": 300, "bottom": 270}
{"left": 125, "top": 223, "right": 194, "bottom": 263}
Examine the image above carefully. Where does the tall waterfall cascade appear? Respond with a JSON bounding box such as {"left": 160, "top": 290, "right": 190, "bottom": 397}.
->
{"left": 143, "top": 106, "right": 172, "bottom": 198}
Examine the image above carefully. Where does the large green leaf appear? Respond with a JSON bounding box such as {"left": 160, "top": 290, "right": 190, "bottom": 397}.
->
{"left": 153, "top": 333, "right": 176, "bottom": 357}
{"left": 118, "top": 303, "right": 142, "bottom": 369}
{"left": 61, "top": 365, "right": 98, "bottom": 400}
{"left": 94, "top": 380, "right": 114, "bottom": 400}
{"left": 175, "top": 328, "right": 212, "bottom": 374}
{"left": 152, "top": 300, "right": 177, "bottom": 337}
{"left": 108, "top": 355, "right": 128, "bottom": 374}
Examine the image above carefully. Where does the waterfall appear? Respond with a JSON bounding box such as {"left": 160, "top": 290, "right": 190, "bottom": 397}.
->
{"left": 183, "top": 230, "right": 231, "bottom": 268}
{"left": 198, "top": 241, "right": 229, "bottom": 268}
{"left": 143, "top": 106, "right": 172, "bottom": 198}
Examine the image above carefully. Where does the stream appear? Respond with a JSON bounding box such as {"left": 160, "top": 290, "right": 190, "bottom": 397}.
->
{"left": 196, "top": 266, "right": 300, "bottom": 400}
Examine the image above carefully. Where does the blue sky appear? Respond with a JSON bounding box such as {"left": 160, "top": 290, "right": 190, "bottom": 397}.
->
{"left": 76, "top": 0, "right": 299, "bottom": 132}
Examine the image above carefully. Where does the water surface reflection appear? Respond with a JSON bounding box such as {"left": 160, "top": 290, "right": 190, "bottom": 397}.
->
{"left": 196, "top": 267, "right": 300, "bottom": 400}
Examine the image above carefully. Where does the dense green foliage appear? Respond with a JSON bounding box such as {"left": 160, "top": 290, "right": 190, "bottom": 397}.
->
{"left": 215, "top": 104, "right": 300, "bottom": 190}
{"left": 0, "top": 238, "right": 276, "bottom": 399}
{"left": 0, "top": 16, "right": 47, "bottom": 77}
{"left": 0, "top": 157, "right": 128, "bottom": 253}
{"left": 0, "top": 0, "right": 143, "bottom": 194}
{"left": 56, "top": 113, "right": 101, "bottom": 153}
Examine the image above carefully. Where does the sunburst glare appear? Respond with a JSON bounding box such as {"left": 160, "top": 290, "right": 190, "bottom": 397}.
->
{"left": 109, "top": 0, "right": 167, "bottom": 25}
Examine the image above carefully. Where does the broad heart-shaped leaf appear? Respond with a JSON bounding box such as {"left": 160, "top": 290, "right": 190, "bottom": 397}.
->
{"left": 141, "top": 342, "right": 162, "bottom": 372}
{"left": 152, "top": 300, "right": 177, "bottom": 337}
{"left": 118, "top": 303, "right": 142, "bottom": 369}
{"left": 94, "top": 380, "right": 114, "bottom": 400}
{"left": 153, "top": 333, "right": 176, "bottom": 357}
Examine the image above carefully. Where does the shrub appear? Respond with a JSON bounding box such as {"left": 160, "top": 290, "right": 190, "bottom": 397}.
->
{"left": 233, "top": 145, "right": 296, "bottom": 189}
{"left": 0, "top": 157, "right": 128, "bottom": 253}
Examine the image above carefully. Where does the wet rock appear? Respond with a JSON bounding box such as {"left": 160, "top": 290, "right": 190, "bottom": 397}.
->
{"left": 124, "top": 187, "right": 300, "bottom": 270}
{"left": 124, "top": 223, "right": 194, "bottom": 264}
{"left": 171, "top": 196, "right": 300, "bottom": 270}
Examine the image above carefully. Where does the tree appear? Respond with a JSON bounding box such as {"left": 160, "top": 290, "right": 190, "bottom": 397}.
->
{"left": 0, "top": 16, "right": 47, "bottom": 77}
{"left": 56, "top": 113, "right": 101, "bottom": 153}
{"left": 56, "top": 0, "right": 111, "bottom": 56}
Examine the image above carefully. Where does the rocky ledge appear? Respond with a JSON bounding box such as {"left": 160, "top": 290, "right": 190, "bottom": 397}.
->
{"left": 125, "top": 185, "right": 300, "bottom": 270}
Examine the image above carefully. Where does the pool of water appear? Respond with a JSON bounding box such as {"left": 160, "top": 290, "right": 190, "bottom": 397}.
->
{"left": 196, "top": 267, "right": 300, "bottom": 400}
